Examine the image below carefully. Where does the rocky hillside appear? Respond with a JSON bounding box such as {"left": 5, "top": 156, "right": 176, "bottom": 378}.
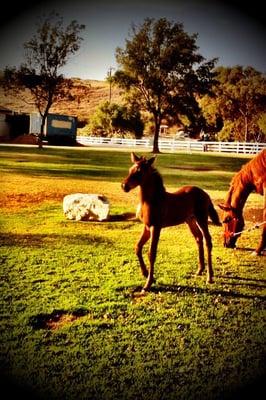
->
{"left": 0, "top": 78, "right": 124, "bottom": 124}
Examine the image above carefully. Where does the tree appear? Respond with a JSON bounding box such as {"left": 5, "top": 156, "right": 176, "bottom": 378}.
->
{"left": 3, "top": 12, "right": 85, "bottom": 147}
{"left": 114, "top": 17, "right": 217, "bottom": 152}
{"left": 256, "top": 113, "right": 266, "bottom": 142}
{"left": 201, "top": 66, "right": 266, "bottom": 142}
{"left": 85, "top": 101, "right": 144, "bottom": 138}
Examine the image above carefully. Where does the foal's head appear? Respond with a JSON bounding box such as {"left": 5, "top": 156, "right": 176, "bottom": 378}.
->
{"left": 121, "top": 152, "right": 156, "bottom": 192}
{"left": 218, "top": 203, "right": 244, "bottom": 248}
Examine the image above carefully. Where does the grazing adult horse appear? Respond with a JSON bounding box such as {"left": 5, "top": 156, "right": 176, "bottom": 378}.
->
{"left": 219, "top": 149, "right": 266, "bottom": 255}
{"left": 121, "top": 153, "right": 221, "bottom": 292}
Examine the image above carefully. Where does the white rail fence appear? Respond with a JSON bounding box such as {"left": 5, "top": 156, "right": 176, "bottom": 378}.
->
{"left": 77, "top": 136, "right": 265, "bottom": 154}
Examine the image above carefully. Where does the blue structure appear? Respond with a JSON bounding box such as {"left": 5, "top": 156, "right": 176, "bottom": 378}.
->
{"left": 29, "top": 112, "right": 77, "bottom": 145}
{"left": 46, "top": 113, "right": 77, "bottom": 145}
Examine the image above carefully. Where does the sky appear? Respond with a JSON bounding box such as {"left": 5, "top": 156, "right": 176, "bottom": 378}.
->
{"left": 0, "top": 0, "right": 265, "bottom": 81}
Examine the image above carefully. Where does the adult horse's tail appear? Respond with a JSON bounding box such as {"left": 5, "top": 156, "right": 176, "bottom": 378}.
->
{"left": 208, "top": 201, "right": 222, "bottom": 226}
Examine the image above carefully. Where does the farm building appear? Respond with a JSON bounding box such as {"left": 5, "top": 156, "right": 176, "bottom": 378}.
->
{"left": 0, "top": 106, "right": 30, "bottom": 139}
{"left": 0, "top": 106, "right": 13, "bottom": 138}
{"left": 0, "top": 108, "right": 77, "bottom": 145}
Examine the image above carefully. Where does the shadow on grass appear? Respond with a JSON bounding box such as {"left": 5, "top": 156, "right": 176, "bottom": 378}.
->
{"left": 218, "top": 274, "right": 266, "bottom": 284}
{"left": 154, "top": 283, "right": 266, "bottom": 300}
{"left": 117, "top": 282, "right": 266, "bottom": 301}
{"left": 0, "top": 233, "right": 113, "bottom": 247}
{"left": 7, "top": 164, "right": 127, "bottom": 182}
{"left": 108, "top": 212, "right": 137, "bottom": 222}
{"left": 217, "top": 274, "right": 266, "bottom": 290}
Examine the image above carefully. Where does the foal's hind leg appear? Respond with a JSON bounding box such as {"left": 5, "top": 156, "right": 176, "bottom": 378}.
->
{"left": 196, "top": 218, "right": 214, "bottom": 284}
{"left": 187, "top": 218, "right": 205, "bottom": 277}
{"left": 254, "top": 205, "right": 266, "bottom": 255}
{"left": 135, "top": 225, "right": 150, "bottom": 278}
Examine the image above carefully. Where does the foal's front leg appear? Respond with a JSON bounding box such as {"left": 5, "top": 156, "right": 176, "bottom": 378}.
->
{"left": 142, "top": 225, "right": 161, "bottom": 292}
{"left": 135, "top": 225, "right": 151, "bottom": 278}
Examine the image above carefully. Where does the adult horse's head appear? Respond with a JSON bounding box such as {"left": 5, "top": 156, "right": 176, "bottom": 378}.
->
{"left": 218, "top": 203, "right": 245, "bottom": 248}
{"left": 121, "top": 152, "right": 156, "bottom": 192}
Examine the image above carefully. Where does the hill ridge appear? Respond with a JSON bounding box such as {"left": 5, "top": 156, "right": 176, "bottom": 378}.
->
{"left": 0, "top": 78, "right": 123, "bottom": 123}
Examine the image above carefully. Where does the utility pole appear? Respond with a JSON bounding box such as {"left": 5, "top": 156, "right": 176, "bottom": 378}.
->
{"left": 107, "top": 66, "right": 115, "bottom": 103}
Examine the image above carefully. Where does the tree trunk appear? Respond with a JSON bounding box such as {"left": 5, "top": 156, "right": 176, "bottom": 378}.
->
{"left": 244, "top": 115, "right": 248, "bottom": 142}
{"left": 37, "top": 117, "right": 45, "bottom": 149}
{"left": 37, "top": 135, "right": 43, "bottom": 149}
{"left": 38, "top": 112, "right": 48, "bottom": 149}
{"left": 152, "top": 117, "right": 161, "bottom": 153}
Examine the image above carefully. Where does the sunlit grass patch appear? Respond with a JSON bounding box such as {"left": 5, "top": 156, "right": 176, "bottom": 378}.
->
{"left": 1, "top": 146, "right": 265, "bottom": 400}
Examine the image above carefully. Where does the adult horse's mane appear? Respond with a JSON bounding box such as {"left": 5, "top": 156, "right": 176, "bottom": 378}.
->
{"left": 229, "top": 149, "right": 266, "bottom": 197}
{"left": 220, "top": 149, "right": 266, "bottom": 254}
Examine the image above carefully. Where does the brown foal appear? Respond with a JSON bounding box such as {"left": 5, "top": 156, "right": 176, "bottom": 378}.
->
{"left": 122, "top": 153, "right": 221, "bottom": 292}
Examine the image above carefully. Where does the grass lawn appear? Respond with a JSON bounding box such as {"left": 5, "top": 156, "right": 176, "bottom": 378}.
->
{"left": 0, "top": 146, "right": 265, "bottom": 400}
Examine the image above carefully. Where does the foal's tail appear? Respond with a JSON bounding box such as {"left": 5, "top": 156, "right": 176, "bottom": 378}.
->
{"left": 208, "top": 200, "right": 222, "bottom": 226}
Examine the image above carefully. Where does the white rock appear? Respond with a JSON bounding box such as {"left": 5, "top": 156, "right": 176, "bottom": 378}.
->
{"left": 63, "top": 193, "right": 110, "bottom": 221}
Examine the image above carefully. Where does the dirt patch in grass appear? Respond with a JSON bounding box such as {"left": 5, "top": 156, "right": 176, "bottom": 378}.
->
{"left": 12, "top": 135, "right": 39, "bottom": 145}
{"left": 0, "top": 192, "right": 64, "bottom": 210}
{"left": 29, "top": 309, "right": 88, "bottom": 330}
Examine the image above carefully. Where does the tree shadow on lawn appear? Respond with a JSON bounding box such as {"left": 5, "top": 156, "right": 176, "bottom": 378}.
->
{"left": 9, "top": 164, "right": 126, "bottom": 182}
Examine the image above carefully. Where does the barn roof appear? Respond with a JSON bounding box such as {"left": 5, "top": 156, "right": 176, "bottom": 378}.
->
{"left": 0, "top": 105, "right": 13, "bottom": 114}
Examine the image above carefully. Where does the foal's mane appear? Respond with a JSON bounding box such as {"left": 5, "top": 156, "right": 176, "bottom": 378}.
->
{"left": 150, "top": 164, "right": 164, "bottom": 183}
{"left": 147, "top": 164, "right": 166, "bottom": 195}
{"left": 138, "top": 158, "right": 166, "bottom": 202}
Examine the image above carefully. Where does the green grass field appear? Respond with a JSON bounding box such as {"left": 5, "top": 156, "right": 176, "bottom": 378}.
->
{"left": 0, "top": 146, "right": 265, "bottom": 400}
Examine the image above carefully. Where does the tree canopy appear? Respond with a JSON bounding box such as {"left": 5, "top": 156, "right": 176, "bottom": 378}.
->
{"left": 114, "top": 17, "right": 218, "bottom": 152}
{"left": 200, "top": 66, "right": 266, "bottom": 142}
{"left": 3, "top": 12, "right": 85, "bottom": 145}
{"left": 84, "top": 101, "right": 144, "bottom": 138}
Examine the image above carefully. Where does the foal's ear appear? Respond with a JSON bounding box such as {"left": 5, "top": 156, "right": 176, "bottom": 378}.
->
{"left": 131, "top": 152, "right": 140, "bottom": 163}
{"left": 218, "top": 203, "right": 232, "bottom": 212}
{"left": 147, "top": 156, "right": 156, "bottom": 166}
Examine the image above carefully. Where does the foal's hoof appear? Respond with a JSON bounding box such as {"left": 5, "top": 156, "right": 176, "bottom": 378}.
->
{"left": 251, "top": 250, "right": 265, "bottom": 256}
{"left": 132, "top": 289, "right": 147, "bottom": 298}
{"left": 141, "top": 290, "right": 147, "bottom": 296}
{"left": 141, "top": 287, "right": 149, "bottom": 295}
{"left": 207, "top": 277, "right": 214, "bottom": 284}
{"left": 196, "top": 269, "right": 204, "bottom": 276}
